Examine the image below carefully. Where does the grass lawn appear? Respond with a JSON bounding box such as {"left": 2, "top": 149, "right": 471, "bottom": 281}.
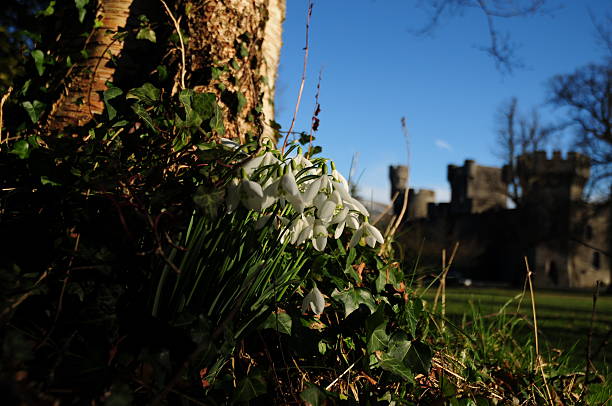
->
{"left": 418, "top": 286, "right": 612, "bottom": 374}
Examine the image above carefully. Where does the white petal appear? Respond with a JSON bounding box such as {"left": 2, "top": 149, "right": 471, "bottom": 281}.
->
{"left": 349, "top": 197, "right": 369, "bottom": 217}
{"left": 334, "top": 221, "right": 346, "bottom": 239}
{"left": 301, "top": 286, "right": 325, "bottom": 315}
{"left": 314, "top": 193, "right": 327, "bottom": 211}
{"left": 319, "top": 200, "right": 336, "bottom": 223}
{"left": 296, "top": 225, "right": 313, "bottom": 245}
{"left": 365, "top": 235, "right": 377, "bottom": 248}
{"left": 331, "top": 206, "right": 349, "bottom": 225}
{"left": 286, "top": 194, "right": 305, "bottom": 213}
{"left": 365, "top": 223, "right": 385, "bottom": 244}
{"left": 241, "top": 179, "right": 264, "bottom": 199}
{"left": 304, "top": 177, "right": 322, "bottom": 203}
{"left": 242, "top": 154, "right": 265, "bottom": 176}
{"left": 281, "top": 171, "right": 300, "bottom": 197}
{"left": 346, "top": 212, "right": 360, "bottom": 229}
{"left": 313, "top": 235, "right": 327, "bottom": 251}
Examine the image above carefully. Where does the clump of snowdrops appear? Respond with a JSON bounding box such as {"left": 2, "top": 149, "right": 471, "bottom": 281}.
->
{"left": 224, "top": 141, "right": 385, "bottom": 253}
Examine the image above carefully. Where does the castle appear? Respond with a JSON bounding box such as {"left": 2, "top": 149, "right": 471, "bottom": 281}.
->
{"left": 390, "top": 151, "right": 610, "bottom": 289}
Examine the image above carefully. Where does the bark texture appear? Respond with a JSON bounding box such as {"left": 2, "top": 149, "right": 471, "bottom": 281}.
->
{"left": 186, "top": 0, "right": 285, "bottom": 142}
{"left": 47, "top": 0, "right": 133, "bottom": 130}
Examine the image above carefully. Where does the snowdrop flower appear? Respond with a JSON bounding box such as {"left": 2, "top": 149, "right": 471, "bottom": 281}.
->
{"left": 349, "top": 222, "right": 385, "bottom": 249}
{"left": 312, "top": 221, "right": 328, "bottom": 252}
{"left": 301, "top": 284, "right": 325, "bottom": 315}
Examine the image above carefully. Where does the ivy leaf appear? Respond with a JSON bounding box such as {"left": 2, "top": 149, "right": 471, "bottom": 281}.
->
{"left": 103, "top": 86, "right": 123, "bottom": 120}
{"left": 193, "top": 185, "right": 224, "bottom": 218}
{"left": 156, "top": 65, "right": 168, "bottom": 81}
{"left": 405, "top": 340, "right": 432, "bottom": 375}
{"left": 136, "top": 27, "right": 156, "bottom": 43}
{"left": 379, "top": 353, "right": 414, "bottom": 383}
{"left": 331, "top": 286, "right": 376, "bottom": 317}
{"left": 37, "top": 1, "right": 55, "bottom": 17}
{"left": 387, "top": 331, "right": 412, "bottom": 361}
{"left": 367, "top": 323, "right": 389, "bottom": 354}
{"left": 192, "top": 92, "right": 216, "bottom": 119}
{"left": 127, "top": 83, "right": 160, "bottom": 105}
{"left": 74, "top": 0, "right": 89, "bottom": 23}
{"left": 22, "top": 100, "right": 46, "bottom": 123}
{"left": 31, "top": 50, "right": 45, "bottom": 76}
{"left": 299, "top": 383, "right": 328, "bottom": 406}
{"left": 231, "top": 373, "right": 267, "bottom": 403}
{"left": 40, "top": 176, "right": 61, "bottom": 186}
{"left": 9, "top": 140, "right": 30, "bottom": 159}
{"left": 260, "top": 311, "right": 292, "bottom": 335}
{"left": 131, "top": 103, "right": 156, "bottom": 132}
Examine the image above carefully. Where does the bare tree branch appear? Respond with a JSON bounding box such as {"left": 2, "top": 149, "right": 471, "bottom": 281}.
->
{"left": 415, "top": 0, "right": 549, "bottom": 73}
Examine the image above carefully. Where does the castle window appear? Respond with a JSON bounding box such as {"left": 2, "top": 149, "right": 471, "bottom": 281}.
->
{"left": 585, "top": 225, "right": 593, "bottom": 240}
{"left": 592, "top": 252, "right": 601, "bottom": 270}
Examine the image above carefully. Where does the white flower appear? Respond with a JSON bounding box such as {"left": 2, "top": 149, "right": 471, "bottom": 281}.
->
{"left": 240, "top": 179, "right": 265, "bottom": 210}
{"left": 348, "top": 222, "right": 384, "bottom": 249}
{"left": 301, "top": 285, "right": 325, "bottom": 315}
{"left": 312, "top": 222, "right": 328, "bottom": 251}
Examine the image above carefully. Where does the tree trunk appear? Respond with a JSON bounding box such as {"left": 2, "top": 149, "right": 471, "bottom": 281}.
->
{"left": 47, "top": 0, "right": 133, "bottom": 130}
{"left": 46, "top": 0, "right": 285, "bottom": 142}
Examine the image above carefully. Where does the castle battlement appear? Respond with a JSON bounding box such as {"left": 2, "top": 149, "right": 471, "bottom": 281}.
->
{"left": 517, "top": 150, "right": 590, "bottom": 178}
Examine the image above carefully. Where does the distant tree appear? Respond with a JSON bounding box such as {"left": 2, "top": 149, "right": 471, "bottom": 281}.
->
{"left": 416, "top": 0, "right": 549, "bottom": 74}
{"left": 548, "top": 63, "right": 612, "bottom": 193}
{"left": 494, "top": 97, "right": 560, "bottom": 205}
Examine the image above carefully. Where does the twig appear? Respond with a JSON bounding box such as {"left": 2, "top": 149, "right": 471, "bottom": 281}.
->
{"left": 0, "top": 86, "right": 12, "bottom": 147}
{"left": 307, "top": 69, "right": 323, "bottom": 157}
{"left": 524, "top": 257, "right": 554, "bottom": 406}
{"left": 282, "top": 1, "right": 312, "bottom": 153}
{"left": 160, "top": 0, "right": 186, "bottom": 90}
{"left": 325, "top": 356, "right": 362, "bottom": 391}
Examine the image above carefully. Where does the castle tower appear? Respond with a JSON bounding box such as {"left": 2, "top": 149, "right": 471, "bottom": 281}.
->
{"left": 516, "top": 150, "right": 590, "bottom": 205}
{"left": 407, "top": 189, "right": 436, "bottom": 219}
{"left": 389, "top": 165, "right": 409, "bottom": 216}
{"left": 447, "top": 159, "right": 507, "bottom": 214}
{"left": 515, "top": 150, "right": 601, "bottom": 288}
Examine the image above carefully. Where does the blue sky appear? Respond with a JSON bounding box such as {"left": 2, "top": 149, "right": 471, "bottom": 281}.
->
{"left": 274, "top": 0, "right": 611, "bottom": 204}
